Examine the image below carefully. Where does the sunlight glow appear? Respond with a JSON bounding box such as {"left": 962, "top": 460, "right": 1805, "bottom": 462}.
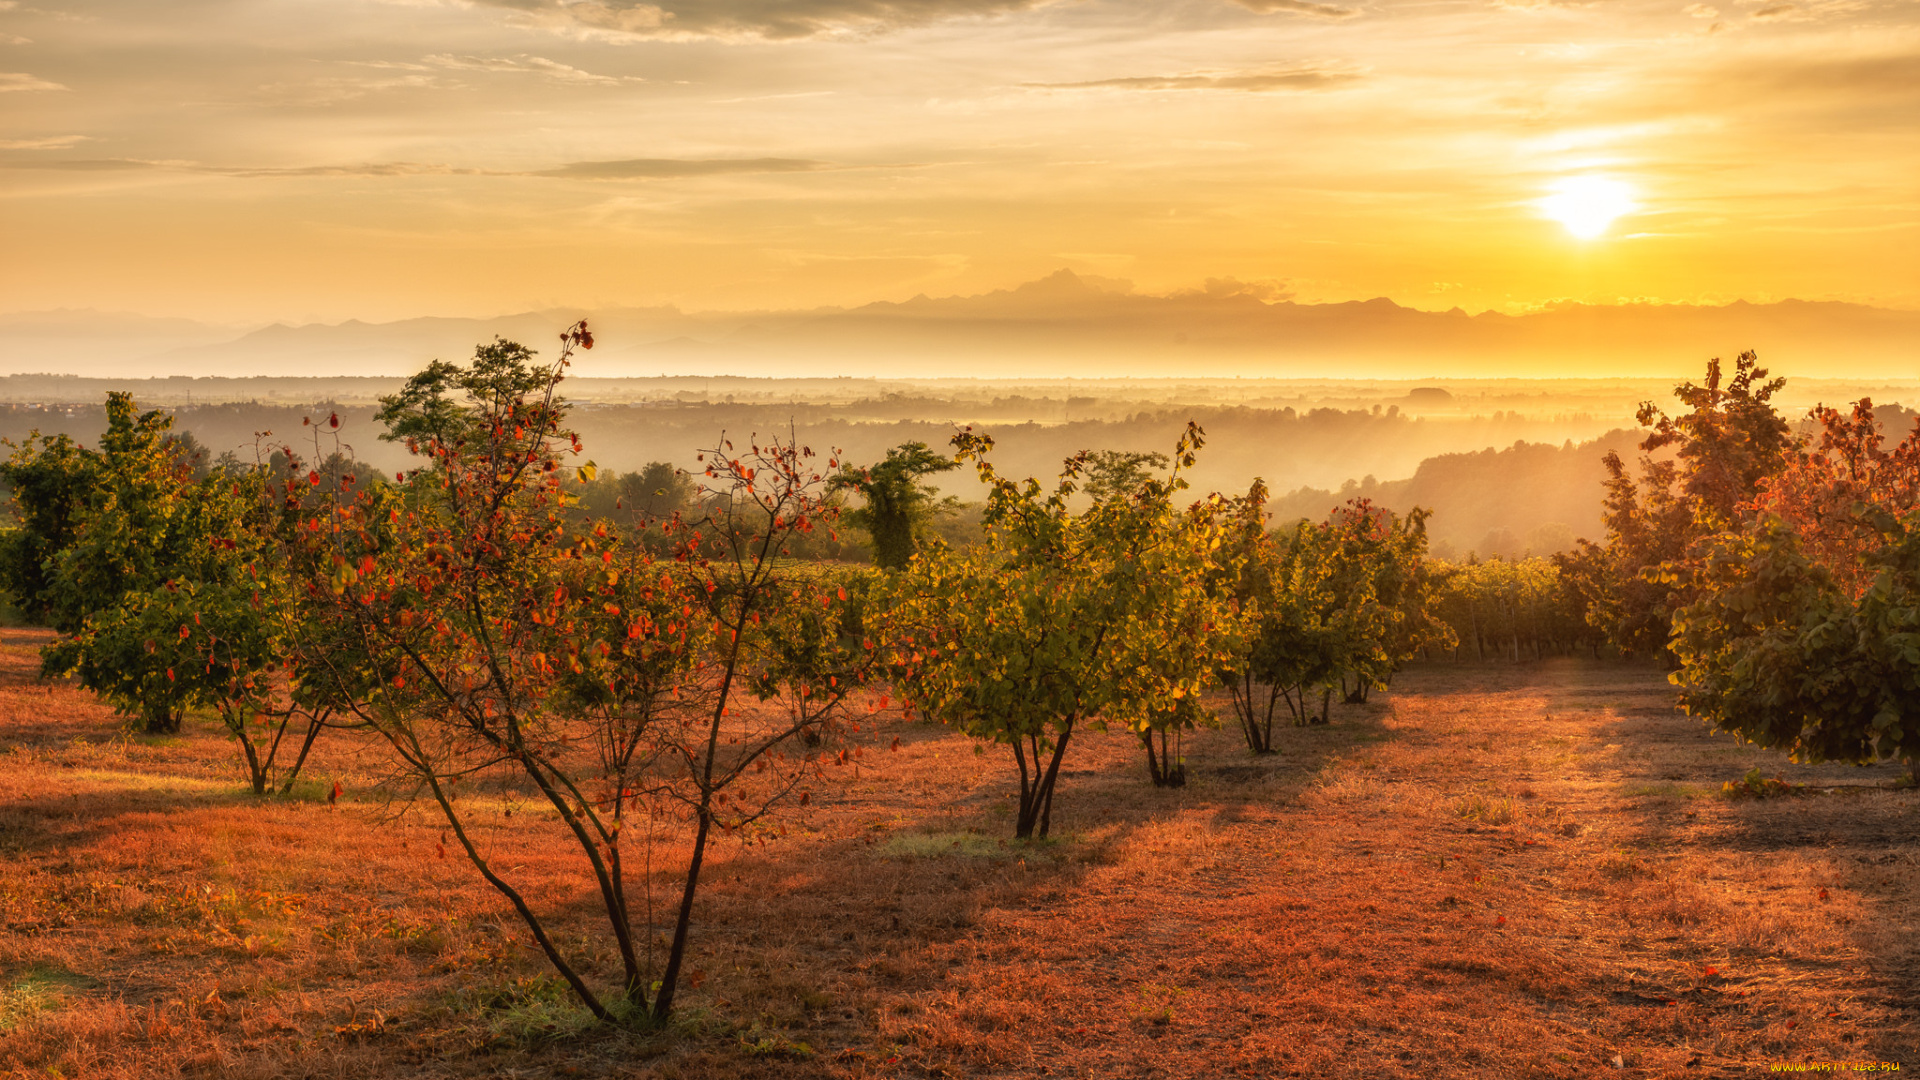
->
{"left": 1538, "top": 177, "right": 1638, "bottom": 239}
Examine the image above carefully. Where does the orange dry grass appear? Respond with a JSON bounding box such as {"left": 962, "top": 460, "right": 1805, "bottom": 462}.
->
{"left": 0, "top": 627, "right": 1915, "bottom": 1078}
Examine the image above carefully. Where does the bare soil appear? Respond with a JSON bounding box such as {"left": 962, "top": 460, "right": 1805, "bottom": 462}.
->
{"left": 1, "top": 626, "right": 1914, "bottom": 1078}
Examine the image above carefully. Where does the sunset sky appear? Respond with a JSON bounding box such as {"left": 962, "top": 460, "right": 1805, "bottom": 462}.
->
{"left": 1, "top": 0, "right": 1915, "bottom": 325}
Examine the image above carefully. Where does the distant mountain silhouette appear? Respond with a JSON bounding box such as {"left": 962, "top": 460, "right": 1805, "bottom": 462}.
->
{"left": 4, "top": 272, "right": 1915, "bottom": 378}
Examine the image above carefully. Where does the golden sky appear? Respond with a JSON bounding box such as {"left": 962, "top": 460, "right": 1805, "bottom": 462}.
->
{"left": 0, "top": 0, "right": 1915, "bottom": 324}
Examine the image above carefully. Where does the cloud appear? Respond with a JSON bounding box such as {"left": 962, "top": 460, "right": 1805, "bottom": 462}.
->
{"left": 0, "top": 72, "right": 67, "bottom": 92}
{"left": 1230, "top": 0, "right": 1360, "bottom": 16}
{"left": 467, "top": 0, "right": 1047, "bottom": 40}
{"left": 254, "top": 74, "right": 440, "bottom": 106}
{"left": 1751, "top": 2, "right": 1795, "bottom": 17}
{"left": 212, "top": 162, "right": 490, "bottom": 178}
{"left": 1184, "top": 276, "right": 1296, "bottom": 301}
{"left": 418, "top": 54, "right": 641, "bottom": 84}
{"left": 0, "top": 157, "right": 159, "bottom": 170}
{"left": 1, "top": 156, "right": 841, "bottom": 181}
{"left": 1684, "top": 3, "right": 1718, "bottom": 16}
{"left": 0, "top": 134, "right": 88, "bottom": 150}
{"left": 1026, "top": 66, "right": 1362, "bottom": 93}
{"left": 1487, "top": 0, "right": 1600, "bottom": 9}
{"left": 540, "top": 157, "right": 834, "bottom": 179}
{"left": 1744, "top": 52, "right": 1920, "bottom": 98}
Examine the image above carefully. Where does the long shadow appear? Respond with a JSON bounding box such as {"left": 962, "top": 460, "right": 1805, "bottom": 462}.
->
{"left": 1534, "top": 657, "right": 1920, "bottom": 1066}
{"left": 629, "top": 687, "right": 1417, "bottom": 1050}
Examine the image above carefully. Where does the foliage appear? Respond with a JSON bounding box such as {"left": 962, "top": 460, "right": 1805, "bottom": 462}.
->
{"left": 1721, "top": 767, "right": 1804, "bottom": 800}
{"left": 1430, "top": 556, "right": 1594, "bottom": 662}
{"left": 880, "top": 423, "right": 1243, "bottom": 831}
{"left": 569, "top": 461, "right": 701, "bottom": 535}
{"left": 1669, "top": 489, "right": 1920, "bottom": 784}
{"left": 23, "top": 396, "right": 225, "bottom": 735}
{"left": 830, "top": 441, "right": 959, "bottom": 570}
{"left": 1586, "top": 351, "right": 1790, "bottom": 656}
{"left": 0, "top": 432, "right": 98, "bottom": 624}
{"left": 1216, "top": 498, "right": 1447, "bottom": 749}
{"left": 1749, "top": 397, "right": 1920, "bottom": 598}
{"left": 297, "top": 325, "right": 868, "bottom": 1025}
{"left": 0, "top": 392, "right": 341, "bottom": 788}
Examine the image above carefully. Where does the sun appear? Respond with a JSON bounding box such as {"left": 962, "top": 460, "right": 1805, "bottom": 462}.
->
{"left": 1538, "top": 176, "right": 1637, "bottom": 239}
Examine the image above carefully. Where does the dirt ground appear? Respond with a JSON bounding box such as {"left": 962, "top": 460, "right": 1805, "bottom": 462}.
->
{"left": 0, "top": 624, "right": 1915, "bottom": 1078}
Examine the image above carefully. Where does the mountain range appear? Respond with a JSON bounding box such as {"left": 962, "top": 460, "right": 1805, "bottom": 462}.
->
{"left": 4, "top": 271, "right": 1916, "bottom": 380}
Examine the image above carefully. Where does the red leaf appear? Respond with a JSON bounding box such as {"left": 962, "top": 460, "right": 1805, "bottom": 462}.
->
{"left": 798, "top": 791, "right": 810, "bottom": 806}
{"left": 1818, "top": 888, "right": 1830, "bottom": 901}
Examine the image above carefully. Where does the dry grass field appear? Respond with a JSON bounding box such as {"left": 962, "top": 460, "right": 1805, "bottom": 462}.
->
{"left": 1, "top": 624, "right": 1915, "bottom": 1079}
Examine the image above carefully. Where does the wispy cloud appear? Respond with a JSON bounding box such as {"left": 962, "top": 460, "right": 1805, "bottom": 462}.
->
{"left": 1, "top": 156, "right": 839, "bottom": 182}
{"left": 540, "top": 157, "right": 834, "bottom": 179}
{"left": 0, "top": 157, "right": 158, "bottom": 170}
{"left": 467, "top": 0, "right": 1048, "bottom": 40}
{"left": 0, "top": 134, "right": 89, "bottom": 150}
{"left": 0, "top": 72, "right": 67, "bottom": 92}
{"left": 1026, "top": 65, "right": 1362, "bottom": 93}
{"left": 1230, "top": 0, "right": 1360, "bottom": 18}
{"left": 419, "top": 53, "right": 642, "bottom": 84}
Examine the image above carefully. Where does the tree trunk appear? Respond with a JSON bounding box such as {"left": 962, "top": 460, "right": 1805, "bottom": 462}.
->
{"left": 142, "top": 703, "right": 181, "bottom": 735}
{"left": 280, "top": 711, "right": 327, "bottom": 795}
{"left": 1141, "top": 730, "right": 1186, "bottom": 788}
{"left": 653, "top": 805, "right": 713, "bottom": 1025}
{"left": 1014, "top": 724, "right": 1074, "bottom": 839}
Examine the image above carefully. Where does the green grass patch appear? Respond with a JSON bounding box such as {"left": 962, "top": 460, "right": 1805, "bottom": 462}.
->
{"left": 1720, "top": 768, "right": 1806, "bottom": 800}
{"left": 876, "top": 830, "right": 1065, "bottom": 861}
{"left": 69, "top": 769, "right": 247, "bottom": 797}
{"left": 1454, "top": 793, "right": 1516, "bottom": 825}
{"left": 0, "top": 963, "right": 95, "bottom": 1033}
{"left": 443, "top": 973, "right": 604, "bottom": 1043}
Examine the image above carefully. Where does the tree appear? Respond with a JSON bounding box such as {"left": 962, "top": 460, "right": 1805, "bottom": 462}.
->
{"left": 1085, "top": 446, "right": 1243, "bottom": 788}
{"left": 831, "top": 441, "right": 959, "bottom": 570}
{"left": 1080, "top": 449, "right": 1170, "bottom": 506}
{"left": 1334, "top": 501, "right": 1450, "bottom": 703}
{"left": 1587, "top": 351, "right": 1790, "bottom": 656}
{"left": 621, "top": 461, "right": 699, "bottom": 521}
{"left": 0, "top": 432, "right": 98, "bottom": 624}
{"left": 1217, "top": 499, "right": 1443, "bottom": 736}
{"left": 4, "top": 395, "right": 338, "bottom": 784}
{"left": 1668, "top": 511, "right": 1920, "bottom": 783}
{"left": 1215, "top": 482, "right": 1287, "bottom": 754}
{"left": 881, "top": 423, "right": 1240, "bottom": 830}
{"left": 28, "top": 394, "right": 204, "bottom": 733}
{"left": 1749, "top": 398, "right": 1920, "bottom": 597}
{"left": 299, "top": 325, "right": 867, "bottom": 1024}
{"left": 1669, "top": 400, "right": 1920, "bottom": 784}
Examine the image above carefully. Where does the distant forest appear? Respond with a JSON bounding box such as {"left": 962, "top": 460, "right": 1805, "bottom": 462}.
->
{"left": 3, "top": 392, "right": 1911, "bottom": 560}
